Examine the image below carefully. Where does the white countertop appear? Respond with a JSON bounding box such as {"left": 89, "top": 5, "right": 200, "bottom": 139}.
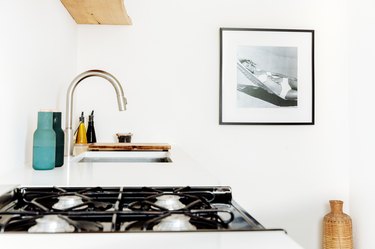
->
{"left": 0, "top": 147, "right": 220, "bottom": 187}
{"left": 0, "top": 147, "right": 304, "bottom": 249}
{"left": 0, "top": 231, "right": 302, "bottom": 249}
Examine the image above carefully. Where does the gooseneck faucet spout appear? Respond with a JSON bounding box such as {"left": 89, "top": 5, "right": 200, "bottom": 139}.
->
{"left": 65, "top": 70, "right": 127, "bottom": 156}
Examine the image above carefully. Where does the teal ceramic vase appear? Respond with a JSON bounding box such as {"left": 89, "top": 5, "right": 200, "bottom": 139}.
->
{"left": 53, "top": 112, "right": 64, "bottom": 167}
{"left": 32, "top": 111, "right": 56, "bottom": 170}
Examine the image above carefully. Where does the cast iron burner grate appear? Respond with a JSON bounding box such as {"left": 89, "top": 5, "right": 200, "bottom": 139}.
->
{"left": 0, "top": 186, "right": 273, "bottom": 233}
{"left": 14, "top": 187, "right": 115, "bottom": 212}
{"left": 1, "top": 214, "right": 103, "bottom": 233}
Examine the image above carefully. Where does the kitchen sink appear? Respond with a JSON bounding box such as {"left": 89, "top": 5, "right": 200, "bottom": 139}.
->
{"left": 77, "top": 151, "right": 172, "bottom": 163}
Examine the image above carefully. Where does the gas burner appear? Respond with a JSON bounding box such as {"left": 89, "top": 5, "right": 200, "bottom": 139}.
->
{"left": 53, "top": 196, "right": 87, "bottom": 210}
{"left": 28, "top": 215, "right": 75, "bottom": 233}
{"left": 127, "top": 192, "right": 212, "bottom": 212}
{"left": 154, "top": 195, "right": 186, "bottom": 210}
{"left": 153, "top": 214, "right": 197, "bottom": 231}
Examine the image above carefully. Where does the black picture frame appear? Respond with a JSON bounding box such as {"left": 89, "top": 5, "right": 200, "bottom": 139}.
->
{"left": 219, "top": 28, "right": 315, "bottom": 125}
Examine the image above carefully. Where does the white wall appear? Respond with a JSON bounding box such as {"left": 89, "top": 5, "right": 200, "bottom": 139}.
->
{"left": 0, "top": 1, "right": 77, "bottom": 170}
{"left": 5, "top": 1, "right": 371, "bottom": 248}
{"left": 348, "top": 0, "right": 375, "bottom": 248}
{"left": 73, "top": 1, "right": 350, "bottom": 248}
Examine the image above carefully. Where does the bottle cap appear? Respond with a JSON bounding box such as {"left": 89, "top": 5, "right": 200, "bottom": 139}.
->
{"left": 79, "top": 112, "right": 85, "bottom": 122}
{"left": 89, "top": 110, "right": 94, "bottom": 122}
{"left": 39, "top": 109, "right": 57, "bottom": 113}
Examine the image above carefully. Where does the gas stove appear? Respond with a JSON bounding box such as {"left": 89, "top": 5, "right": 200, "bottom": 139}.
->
{"left": 0, "top": 186, "right": 283, "bottom": 234}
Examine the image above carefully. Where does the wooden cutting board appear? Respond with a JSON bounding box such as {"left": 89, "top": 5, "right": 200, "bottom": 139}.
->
{"left": 88, "top": 143, "right": 171, "bottom": 151}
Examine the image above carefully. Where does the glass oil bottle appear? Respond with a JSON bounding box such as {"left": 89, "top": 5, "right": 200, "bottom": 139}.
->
{"left": 75, "top": 112, "right": 87, "bottom": 144}
{"left": 86, "top": 110, "right": 97, "bottom": 143}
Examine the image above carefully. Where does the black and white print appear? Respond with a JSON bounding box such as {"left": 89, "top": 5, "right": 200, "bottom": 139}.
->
{"left": 237, "top": 46, "right": 298, "bottom": 108}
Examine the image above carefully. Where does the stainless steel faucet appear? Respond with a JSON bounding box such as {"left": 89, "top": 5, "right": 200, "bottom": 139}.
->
{"left": 65, "top": 70, "right": 127, "bottom": 156}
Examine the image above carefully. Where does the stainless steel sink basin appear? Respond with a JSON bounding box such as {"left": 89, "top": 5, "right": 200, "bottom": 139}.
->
{"left": 79, "top": 157, "right": 171, "bottom": 163}
{"left": 77, "top": 151, "right": 172, "bottom": 163}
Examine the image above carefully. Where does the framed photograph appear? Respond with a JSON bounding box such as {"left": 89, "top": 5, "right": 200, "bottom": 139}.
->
{"left": 219, "top": 28, "right": 314, "bottom": 125}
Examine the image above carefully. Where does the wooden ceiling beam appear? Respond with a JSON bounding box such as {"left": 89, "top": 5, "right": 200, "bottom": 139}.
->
{"left": 61, "top": 0, "right": 132, "bottom": 25}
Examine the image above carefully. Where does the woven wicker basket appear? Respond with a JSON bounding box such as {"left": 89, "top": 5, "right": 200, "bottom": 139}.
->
{"left": 323, "top": 200, "right": 353, "bottom": 249}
